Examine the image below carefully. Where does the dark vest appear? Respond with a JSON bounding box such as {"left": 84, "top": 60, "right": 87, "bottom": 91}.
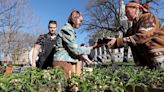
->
{"left": 38, "top": 34, "right": 56, "bottom": 69}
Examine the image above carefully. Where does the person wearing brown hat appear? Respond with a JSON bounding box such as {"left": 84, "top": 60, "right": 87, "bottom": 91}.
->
{"left": 106, "top": 1, "right": 164, "bottom": 69}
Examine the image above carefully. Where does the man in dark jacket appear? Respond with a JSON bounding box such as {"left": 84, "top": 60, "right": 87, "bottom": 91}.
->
{"left": 32, "top": 20, "right": 57, "bottom": 69}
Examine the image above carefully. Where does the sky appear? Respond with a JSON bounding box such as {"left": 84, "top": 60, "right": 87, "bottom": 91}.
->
{"left": 29, "top": 0, "right": 90, "bottom": 45}
{"left": 28, "top": 0, "right": 164, "bottom": 45}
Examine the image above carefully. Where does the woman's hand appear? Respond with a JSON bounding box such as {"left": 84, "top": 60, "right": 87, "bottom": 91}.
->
{"left": 82, "top": 54, "right": 93, "bottom": 65}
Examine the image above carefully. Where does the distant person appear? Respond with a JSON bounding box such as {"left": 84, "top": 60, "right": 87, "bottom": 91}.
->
{"left": 32, "top": 20, "right": 57, "bottom": 69}
{"left": 53, "top": 10, "right": 101, "bottom": 79}
{"left": 29, "top": 48, "right": 39, "bottom": 65}
{"left": 106, "top": 1, "right": 164, "bottom": 69}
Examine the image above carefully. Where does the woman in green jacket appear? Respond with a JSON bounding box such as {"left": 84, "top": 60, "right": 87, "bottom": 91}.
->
{"left": 53, "top": 10, "right": 100, "bottom": 79}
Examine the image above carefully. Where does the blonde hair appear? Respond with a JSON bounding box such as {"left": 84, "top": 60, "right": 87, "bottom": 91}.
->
{"left": 126, "top": 1, "right": 150, "bottom": 13}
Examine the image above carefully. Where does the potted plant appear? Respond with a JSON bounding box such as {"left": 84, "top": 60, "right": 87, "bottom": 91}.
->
{"left": 4, "top": 64, "right": 13, "bottom": 76}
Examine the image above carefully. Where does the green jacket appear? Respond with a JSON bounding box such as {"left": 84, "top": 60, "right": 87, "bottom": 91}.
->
{"left": 53, "top": 23, "right": 91, "bottom": 63}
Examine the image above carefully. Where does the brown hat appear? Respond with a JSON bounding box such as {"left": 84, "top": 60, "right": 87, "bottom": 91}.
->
{"left": 126, "top": 2, "right": 149, "bottom": 13}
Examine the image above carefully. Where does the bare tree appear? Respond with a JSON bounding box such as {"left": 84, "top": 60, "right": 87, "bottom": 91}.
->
{"left": 85, "top": 0, "right": 129, "bottom": 62}
{"left": 85, "top": 0, "right": 164, "bottom": 63}
{"left": 85, "top": 0, "right": 164, "bottom": 39}
{"left": 0, "top": 0, "right": 39, "bottom": 64}
{"left": 11, "top": 32, "right": 37, "bottom": 64}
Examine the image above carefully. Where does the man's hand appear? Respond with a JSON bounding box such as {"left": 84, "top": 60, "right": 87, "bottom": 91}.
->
{"left": 91, "top": 41, "right": 102, "bottom": 50}
{"left": 102, "top": 37, "right": 112, "bottom": 44}
{"left": 106, "top": 37, "right": 116, "bottom": 48}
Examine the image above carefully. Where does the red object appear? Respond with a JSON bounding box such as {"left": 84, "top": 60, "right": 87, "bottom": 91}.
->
{"left": 52, "top": 61, "right": 72, "bottom": 79}
{"left": 4, "top": 66, "right": 13, "bottom": 76}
